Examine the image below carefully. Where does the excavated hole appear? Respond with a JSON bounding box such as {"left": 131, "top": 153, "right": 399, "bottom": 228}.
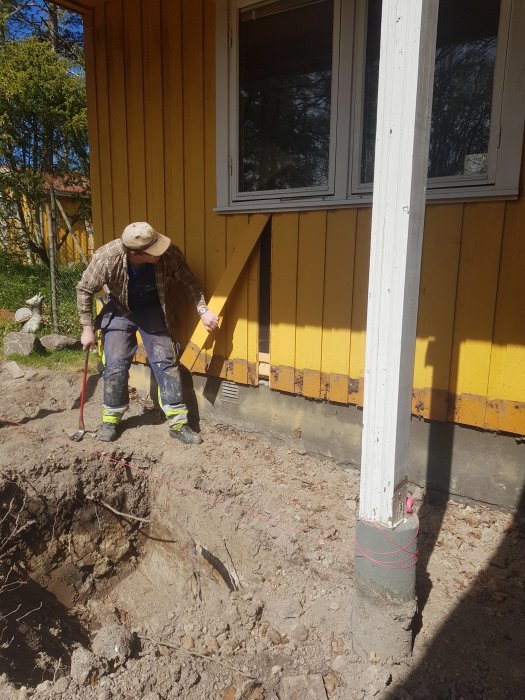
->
{"left": 0, "top": 448, "right": 150, "bottom": 688}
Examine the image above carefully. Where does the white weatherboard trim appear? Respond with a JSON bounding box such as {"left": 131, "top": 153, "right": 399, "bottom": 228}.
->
{"left": 359, "top": 0, "right": 439, "bottom": 526}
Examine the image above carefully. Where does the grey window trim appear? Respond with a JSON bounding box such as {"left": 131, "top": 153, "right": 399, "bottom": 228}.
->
{"left": 216, "top": 0, "right": 525, "bottom": 213}
{"left": 229, "top": 0, "right": 345, "bottom": 203}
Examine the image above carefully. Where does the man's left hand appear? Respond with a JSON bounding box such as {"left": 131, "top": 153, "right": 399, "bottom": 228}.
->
{"left": 201, "top": 309, "right": 219, "bottom": 332}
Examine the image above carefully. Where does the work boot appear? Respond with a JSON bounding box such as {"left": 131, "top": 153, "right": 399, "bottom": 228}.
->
{"left": 97, "top": 422, "right": 118, "bottom": 442}
{"left": 169, "top": 424, "right": 203, "bottom": 444}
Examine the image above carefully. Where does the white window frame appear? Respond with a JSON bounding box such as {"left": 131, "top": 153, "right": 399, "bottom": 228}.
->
{"left": 216, "top": 0, "right": 525, "bottom": 212}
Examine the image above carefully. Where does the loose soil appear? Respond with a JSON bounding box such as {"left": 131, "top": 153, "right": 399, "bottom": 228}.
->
{"left": 0, "top": 362, "right": 523, "bottom": 700}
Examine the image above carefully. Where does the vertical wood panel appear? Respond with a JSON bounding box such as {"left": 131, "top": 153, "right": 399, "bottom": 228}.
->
{"left": 83, "top": 10, "right": 103, "bottom": 248}
{"left": 321, "top": 209, "right": 357, "bottom": 403}
{"left": 412, "top": 203, "right": 463, "bottom": 420}
{"left": 295, "top": 211, "right": 326, "bottom": 398}
{"left": 247, "top": 242, "right": 260, "bottom": 385}
{"left": 486, "top": 194, "right": 525, "bottom": 432}
{"left": 124, "top": 0, "right": 147, "bottom": 221}
{"left": 348, "top": 208, "right": 371, "bottom": 405}
{"left": 225, "top": 215, "right": 249, "bottom": 383}
{"left": 162, "top": 0, "right": 185, "bottom": 249}
{"left": 142, "top": 0, "right": 165, "bottom": 232}
{"left": 92, "top": 3, "right": 113, "bottom": 243}
{"left": 182, "top": 0, "right": 205, "bottom": 282}
{"left": 203, "top": 0, "right": 227, "bottom": 370}
{"left": 270, "top": 213, "right": 298, "bottom": 393}
{"left": 161, "top": 0, "right": 190, "bottom": 348}
{"left": 449, "top": 201, "right": 505, "bottom": 427}
{"left": 106, "top": 0, "right": 129, "bottom": 235}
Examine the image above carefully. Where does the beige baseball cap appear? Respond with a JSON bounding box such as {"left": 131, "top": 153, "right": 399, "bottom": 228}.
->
{"left": 121, "top": 222, "right": 171, "bottom": 256}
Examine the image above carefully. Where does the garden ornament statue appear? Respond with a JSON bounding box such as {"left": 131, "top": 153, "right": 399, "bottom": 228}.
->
{"left": 21, "top": 293, "right": 44, "bottom": 333}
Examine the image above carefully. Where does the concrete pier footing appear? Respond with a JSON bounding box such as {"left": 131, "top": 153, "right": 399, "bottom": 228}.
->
{"left": 352, "top": 514, "right": 419, "bottom": 662}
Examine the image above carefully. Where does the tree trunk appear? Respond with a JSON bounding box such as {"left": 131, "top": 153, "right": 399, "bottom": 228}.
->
{"left": 45, "top": 3, "right": 58, "bottom": 50}
{"left": 46, "top": 188, "right": 59, "bottom": 332}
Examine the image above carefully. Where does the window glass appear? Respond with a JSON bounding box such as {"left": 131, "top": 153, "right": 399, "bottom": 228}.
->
{"left": 360, "top": 0, "right": 501, "bottom": 184}
{"left": 238, "top": 0, "right": 334, "bottom": 192}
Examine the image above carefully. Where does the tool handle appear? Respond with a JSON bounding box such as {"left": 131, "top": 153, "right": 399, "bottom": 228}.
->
{"left": 78, "top": 349, "right": 89, "bottom": 431}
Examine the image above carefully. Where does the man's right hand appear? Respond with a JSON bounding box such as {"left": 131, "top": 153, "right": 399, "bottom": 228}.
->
{"left": 81, "top": 325, "right": 96, "bottom": 351}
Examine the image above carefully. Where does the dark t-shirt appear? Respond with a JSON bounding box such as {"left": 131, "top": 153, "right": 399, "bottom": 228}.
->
{"left": 127, "top": 262, "right": 161, "bottom": 312}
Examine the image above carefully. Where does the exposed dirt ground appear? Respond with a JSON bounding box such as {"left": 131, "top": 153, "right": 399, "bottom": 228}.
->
{"left": 0, "top": 362, "right": 523, "bottom": 700}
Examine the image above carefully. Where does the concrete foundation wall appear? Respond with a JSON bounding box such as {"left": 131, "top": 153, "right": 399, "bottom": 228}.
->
{"left": 129, "top": 366, "right": 525, "bottom": 513}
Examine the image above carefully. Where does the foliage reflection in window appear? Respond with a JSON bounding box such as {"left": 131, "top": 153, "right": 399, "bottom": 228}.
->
{"left": 238, "top": 0, "right": 334, "bottom": 192}
{"left": 361, "top": 0, "right": 501, "bottom": 184}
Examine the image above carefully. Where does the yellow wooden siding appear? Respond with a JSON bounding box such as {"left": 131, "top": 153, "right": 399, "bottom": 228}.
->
{"left": 485, "top": 191, "right": 525, "bottom": 433}
{"left": 203, "top": 0, "right": 227, "bottom": 374}
{"left": 412, "top": 204, "right": 463, "bottom": 421}
{"left": 92, "top": 3, "right": 114, "bottom": 244}
{"left": 270, "top": 213, "right": 299, "bottom": 394}
{"left": 56, "top": 199, "right": 92, "bottom": 265}
{"left": 447, "top": 202, "right": 506, "bottom": 428}
{"left": 246, "top": 235, "right": 260, "bottom": 386}
{"left": 162, "top": 0, "right": 185, "bottom": 250}
{"left": 181, "top": 0, "right": 205, "bottom": 351}
{"left": 295, "top": 212, "right": 327, "bottom": 398}
{"left": 38, "top": 196, "right": 91, "bottom": 266}
{"left": 106, "top": 0, "right": 130, "bottom": 235}
{"left": 180, "top": 214, "right": 268, "bottom": 372}
{"left": 225, "top": 215, "right": 250, "bottom": 384}
{"left": 123, "top": 0, "right": 147, "bottom": 222}
{"left": 83, "top": 0, "right": 525, "bottom": 435}
{"left": 348, "top": 208, "right": 371, "bottom": 406}
{"left": 143, "top": 0, "right": 166, "bottom": 234}
{"left": 321, "top": 210, "right": 357, "bottom": 404}
{"left": 83, "top": 11, "right": 103, "bottom": 246}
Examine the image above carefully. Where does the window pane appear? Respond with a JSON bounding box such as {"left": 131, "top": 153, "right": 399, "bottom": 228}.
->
{"left": 360, "top": 0, "right": 501, "bottom": 184}
{"left": 239, "top": 0, "right": 334, "bottom": 193}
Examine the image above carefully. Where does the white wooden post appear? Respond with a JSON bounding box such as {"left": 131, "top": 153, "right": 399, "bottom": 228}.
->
{"left": 352, "top": 0, "right": 439, "bottom": 661}
{"left": 359, "top": 0, "right": 439, "bottom": 527}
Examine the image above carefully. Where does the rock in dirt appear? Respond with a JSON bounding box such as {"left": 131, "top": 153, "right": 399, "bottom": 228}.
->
{"left": 360, "top": 666, "right": 393, "bottom": 697}
{"left": 180, "top": 667, "right": 200, "bottom": 688}
{"left": 291, "top": 623, "right": 309, "bottom": 642}
{"left": 51, "top": 676, "right": 70, "bottom": 694}
{"left": 39, "top": 333, "right": 81, "bottom": 351}
{"left": 281, "top": 675, "right": 328, "bottom": 700}
{"left": 283, "top": 599, "right": 303, "bottom": 619}
{"left": 3, "top": 361, "right": 24, "bottom": 379}
{"left": 23, "top": 367, "right": 38, "bottom": 381}
{"left": 181, "top": 635, "right": 195, "bottom": 650}
{"left": 70, "top": 647, "right": 100, "bottom": 686}
{"left": 331, "top": 655, "right": 351, "bottom": 674}
{"left": 91, "top": 623, "right": 134, "bottom": 662}
{"left": 266, "top": 625, "right": 285, "bottom": 645}
{"left": 322, "top": 672, "right": 339, "bottom": 696}
{"left": 3, "top": 331, "right": 42, "bottom": 356}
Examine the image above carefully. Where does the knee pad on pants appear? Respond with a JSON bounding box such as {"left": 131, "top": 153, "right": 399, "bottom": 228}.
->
{"left": 103, "top": 365, "right": 129, "bottom": 407}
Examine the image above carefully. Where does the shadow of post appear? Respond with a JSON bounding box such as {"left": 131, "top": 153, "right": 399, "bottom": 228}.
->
{"left": 398, "top": 484, "right": 525, "bottom": 698}
{"left": 405, "top": 327, "right": 524, "bottom": 697}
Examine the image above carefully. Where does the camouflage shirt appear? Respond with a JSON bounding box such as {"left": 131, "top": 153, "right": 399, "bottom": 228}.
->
{"left": 76, "top": 239, "right": 206, "bottom": 338}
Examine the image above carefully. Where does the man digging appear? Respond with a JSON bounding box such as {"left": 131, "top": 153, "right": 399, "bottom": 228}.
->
{"left": 76, "top": 222, "right": 218, "bottom": 444}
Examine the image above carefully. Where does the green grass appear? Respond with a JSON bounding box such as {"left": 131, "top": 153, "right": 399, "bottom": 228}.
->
{"left": 0, "top": 248, "right": 89, "bottom": 369}
{"left": 2, "top": 348, "right": 97, "bottom": 371}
